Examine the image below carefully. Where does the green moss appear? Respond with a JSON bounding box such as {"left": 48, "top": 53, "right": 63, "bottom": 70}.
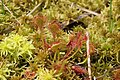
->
{"left": 0, "top": 0, "right": 120, "bottom": 79}
{"left": 0, "top": 33, "right": 35, "bottom": 62}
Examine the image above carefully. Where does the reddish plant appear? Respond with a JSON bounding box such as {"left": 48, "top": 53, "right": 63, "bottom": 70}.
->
{"left": 24, "top": 69, "right": 36, "bottom": 80}
{"left": 32, "top": 13, "right": 47, "bottom": 30}
{"left": 53, "top": 63, "right": 67, "bottom": 73}
{"left": 72, "top": 65, "right": 87, "bottom": 75}
{"left": 113, "top": 69, "right": 120, "bottom": 80}
{"left": 43, "top": 39, "right": 51, "bottom": 50}
{"left": 67, "top": 33, "right": 77, "bottom": 49}
{"left": 43, "top": 39, "right": 62, "bottom": 52}
{"left": 48, "top": 20, "right": 62, "bottom": 38}
{"left": 31, "top": 15, "right": 95, "bottom": 79}
{"left": 63, "top": 32, "right": 87, "bottom": 60}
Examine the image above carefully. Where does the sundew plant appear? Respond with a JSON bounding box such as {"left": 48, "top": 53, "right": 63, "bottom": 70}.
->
{"left": 0, "top": 0, "right": 120, "bottom": 80}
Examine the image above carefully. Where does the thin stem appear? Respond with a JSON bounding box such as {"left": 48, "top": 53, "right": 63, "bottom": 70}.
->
{"left": 0, "top": 0, "right": 21, "bottom": 25}
{"left": 80, "top": 7, "right": 99, "bottom": 16}
{"left": 86, "top": 32, "right": 92, "bottom": 80}
{"left": 1, "top": 0, "right": 5, "bottom": 14}
{"left": 109, "top": 0, "right": 114, "bottom": 33}
{"left": 64, "top": 49, "right": 79, "bottom": 62}
{"left": 26, "top": 2, "right": 43, "bottom": 16}
{"left": 74, "top": 3, "right": 100, "bottom": 16}
{"left": 77, "top": 57, "right": 87, "bottom": 64}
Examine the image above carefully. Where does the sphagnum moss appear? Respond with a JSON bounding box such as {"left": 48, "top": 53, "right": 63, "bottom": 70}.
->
{"left": 0, "top": 0, "right": 120, "bottom": 80}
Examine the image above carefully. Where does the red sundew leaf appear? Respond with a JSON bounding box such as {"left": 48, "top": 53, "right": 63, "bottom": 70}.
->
{"left": 64, "top": 32, "right": 83, "bottom": 60}
{"left": 67, "top": 32, "right": 83, "bottom": 49}
{"left": 51, "top": 41, "right": 60, "bottom": 46}
{"left": 67, "top": 39, "right": 77, "bottom": 49}
{"left": 48, "top": 41, "right": 66, "bottom": 53}
{"left": 74, "top": 32, "right": 84, "bottom": 48}
{"left": 43, "top": 39, "right": 51, "bottom": 49}
{"left": 48, "top": 20, "right": 61, "bottom": 38}
{"left": 76, "top": 32, "right": 82, "bottom": 39}
{"left": 32, "top": 14, "right": 47, "bottom": 30}
{"left": 76, "top": 32, "right": 83, "bottom": 49}
{"left": 76, "top": 32, "right": 88, "bottom": 49}
{"left": 63, "top": 32, "right": 88, "bottom": 61}
{"left": 72, "top": 65, "right": 87, "bottom": 75}
{"left": 77, "top": 40, "right": 83, "bottom": 49}
{"left": 83, "top": 35, "right": 87, "bottom": 41}
{"left": 67, "top": 33, "right": 77, "bottom": 49}
{"left": 48, "top": 41, "right": 60, "bottom": 50}
{"left": 63, "top": 34, "right": 76, "bottom": 59}
{"left": 54, "top": 63, "right": 67, "bottom": 73}
{"left": 44, "top": 40, "right": 63, "bottom": 52}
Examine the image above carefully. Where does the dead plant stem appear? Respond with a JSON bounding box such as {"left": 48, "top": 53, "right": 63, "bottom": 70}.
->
{"left": 0, "top": 0, "right": 21, "bottom": 25}
{"left": 86, "top": 32, "right": 92, "bottom": 80}
{"left": 26, "top": 2, "right": 43, "bottom": 16}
